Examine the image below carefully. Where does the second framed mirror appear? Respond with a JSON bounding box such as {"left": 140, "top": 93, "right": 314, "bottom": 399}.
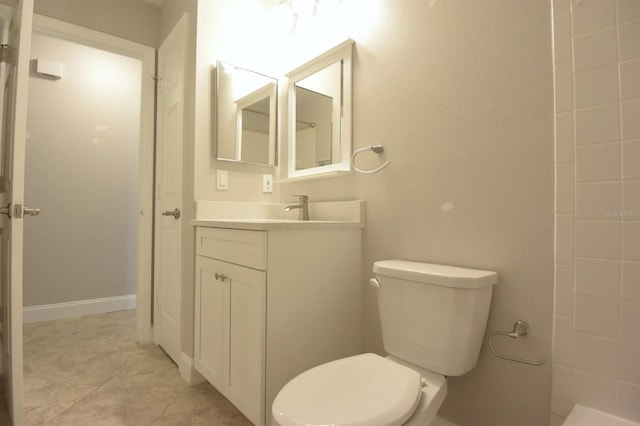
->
{"left": 286, "top": 39, "right": 353, "bottom": 180}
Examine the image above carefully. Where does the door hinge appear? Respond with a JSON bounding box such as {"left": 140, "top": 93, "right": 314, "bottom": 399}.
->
{"left": 0, "top": 44, "right": 16, "bottom": 65}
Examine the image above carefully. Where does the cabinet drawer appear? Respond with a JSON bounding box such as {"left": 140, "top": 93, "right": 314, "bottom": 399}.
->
{"left": 196, "top": 227, "right": 267, "bottom": 270}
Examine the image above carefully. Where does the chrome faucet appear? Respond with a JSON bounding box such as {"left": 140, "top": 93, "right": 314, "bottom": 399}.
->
{"left": 284, "top": 195, "right": 309, "bottom": 220}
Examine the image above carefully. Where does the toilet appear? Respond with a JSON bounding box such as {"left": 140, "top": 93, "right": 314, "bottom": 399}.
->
{"left": 272, "top": 259, "right": 498, "bottom": 426}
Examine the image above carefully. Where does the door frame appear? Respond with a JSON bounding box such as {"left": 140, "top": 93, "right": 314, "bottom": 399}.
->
{"left": 31, "top": 15, "right": 156, "bottom": 343}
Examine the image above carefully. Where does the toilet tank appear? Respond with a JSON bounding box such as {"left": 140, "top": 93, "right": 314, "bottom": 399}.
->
{"left": 373, "top": 260, "right": 498, "bottom": 377}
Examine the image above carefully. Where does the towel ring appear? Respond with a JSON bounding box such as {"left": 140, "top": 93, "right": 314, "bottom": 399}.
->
{"left": 488, "top": 320, "right": 546, "bottom": 366}
{"left": 351, "top": 145, "right": 390, "bottom": 174}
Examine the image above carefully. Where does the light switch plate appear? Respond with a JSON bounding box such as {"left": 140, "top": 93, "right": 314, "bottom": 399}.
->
{"left": 262, "top": 174, "right": 273, "bottom": 193}
{"left": 216, "top": 170, "right": 228, "bottom": 191}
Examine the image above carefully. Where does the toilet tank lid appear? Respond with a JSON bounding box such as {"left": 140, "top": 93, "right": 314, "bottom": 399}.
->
{"left": 373, "top": 260, "right": 498, "bottom": 289}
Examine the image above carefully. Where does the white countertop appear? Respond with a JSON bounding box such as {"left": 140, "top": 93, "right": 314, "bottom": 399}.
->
{"left": 191, "top": 218, "right": 363, "bottom": 230}
{"left": 191, "top": 200, "right": 365, "bottom": 230}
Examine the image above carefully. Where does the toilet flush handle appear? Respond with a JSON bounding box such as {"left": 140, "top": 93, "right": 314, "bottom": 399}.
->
{"left": 369, "top": 278, "right": 381, "bottom": 289}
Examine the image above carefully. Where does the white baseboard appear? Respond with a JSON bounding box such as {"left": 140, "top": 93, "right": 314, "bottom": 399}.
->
{"left": 23, "top": 294, "right": 137, "bottom": 324}
{"left": 179, "top": 352, "right": 206, "bottom": 385}
{"left": 431, "top": 416, "right": 459, "bottom": 426}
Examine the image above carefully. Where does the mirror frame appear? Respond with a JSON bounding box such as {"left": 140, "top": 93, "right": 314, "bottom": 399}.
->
{"left": 285, "top": 39, "right": 353, "bottom": 180}
{"left": 215, "top": 61, "right": 278, "bottom": 166}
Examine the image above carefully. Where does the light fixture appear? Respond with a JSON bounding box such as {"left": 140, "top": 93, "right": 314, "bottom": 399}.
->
{"left": 277, "top": 0, "right": 342, "bottom": 33}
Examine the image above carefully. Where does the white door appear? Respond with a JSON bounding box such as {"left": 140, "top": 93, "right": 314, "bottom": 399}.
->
{"left": 154, "top": 14, "right": 187, "bottom": 364}
{"left": 0, "top": 0, "right": 33, "bottom": 424}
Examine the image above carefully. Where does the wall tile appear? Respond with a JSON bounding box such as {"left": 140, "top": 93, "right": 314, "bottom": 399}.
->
{"left": 571, "top": 0, "right": 616, "bottom": 37}
{"left": 575, "top": 294, "right": 620, "bottom": 338}
{"left": 575, "top": 65, "right": 620, "bottom": 108}
{"left": 619, "top": 20, "right": 640, "bottom": 61}
{"left": 554, "top": 314, "right": 574, "bottom": 366}
{"left": 574, "top": 28, "right": 618, "bottom": 72}
{"left": 575, "top": 220, "right": 620, "bottom": 260}
{"left": 557, "top": 163, "right": 575, "bottom": 213}
{"left": 615, "top": 381, "right": 640, "bottom": 422}
{"left": 621, "top": 100, "right": 640, "bottom": 140}
{"left": 552, "top": 364, "right": 573, "bottom": 417}
{"left": 555, "top": 1, "right": 640, "bottom": 420}
{"left": 622, "top": 140, "right": 640, "bottom": 180}
{"left": 621, "top": 301, "right": 640, "bottom": 343}
{"left": 622, "top": 180, "right": 640, "bottom": 220}
{"left": 622, "top": 222, "right": 640, "bottom": 260}
{"left": 575, "top": 258, "right": 621, "bottom": 298}
{"left": 618, "top": 341, "right": 640, "bottom": 385}
{"left": 575, "top": 104, "right": 620, "bottom": 145}
{"left": 576, "top": 142, "right": 620, "bottom": 182}
{"left": 556, "top": 61, "right": 574, "bottom": 113}
{"left": 576, "top": 182, "right": 621, "bottom": 220}
{"left": 556, "top": 264, "right": 575, "bottom": 315}
{"left": 573, "top": 332, "right": 617, "bottom": 376}
{"left": 554, "top": 14, "right": 572, "bottom": 64}
{"left": 556, "top": 214, "right": 575, "bottom": 265}
{"left": 617, "top": 0, "right": 640, "bottom": 23}
{"left": 620, "top": 59, "right": 640, "bottom": 100}
{"left": 622, "top": 261, "right": 640, "bottom": 302}
{"left": 556, "top": 112, "right": 575, "bottom": 162}
{"left": 571, "top": 368, "right": 616, "bottom": 412}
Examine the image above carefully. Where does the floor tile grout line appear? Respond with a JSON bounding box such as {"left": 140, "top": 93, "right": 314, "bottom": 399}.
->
{"left": 36, "top": 385, "right": 99, "bottom": 426}
{"left": 22, "top": 310, "right": 251, "bottom": 425}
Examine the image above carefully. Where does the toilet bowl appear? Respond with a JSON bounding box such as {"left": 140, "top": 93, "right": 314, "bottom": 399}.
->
{"left": 271, "top": 260, "right": 498, "bottom": 426}
{"left": 272, "top": 353, "right": 447, "bottom": 426}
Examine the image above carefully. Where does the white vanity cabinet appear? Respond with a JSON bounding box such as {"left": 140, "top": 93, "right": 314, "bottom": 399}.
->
{"left": 194, "top": 223, "right": 362, "bottom": 426}
{"left": 194, "top": 227, "right": 267, "bottom": 424}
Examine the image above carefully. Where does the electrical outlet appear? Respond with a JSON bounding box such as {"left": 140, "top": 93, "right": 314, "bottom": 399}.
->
{"left": 263, "top": 174, "right": 273, "bottom": 193}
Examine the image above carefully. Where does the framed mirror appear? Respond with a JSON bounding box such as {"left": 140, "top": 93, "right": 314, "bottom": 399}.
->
{"left": 216, "top": 61, "right": 277, "bottom": 166}
{"left": 286, "top": 40, "right": 353, "bottom": 180}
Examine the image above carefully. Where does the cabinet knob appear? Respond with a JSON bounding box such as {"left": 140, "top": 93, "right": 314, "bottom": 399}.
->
{"left": 215, "top": 272, "right": 228, "bottom": 281}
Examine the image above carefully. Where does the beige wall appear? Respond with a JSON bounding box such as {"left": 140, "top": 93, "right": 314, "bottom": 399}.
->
{"left": 24, "top": 31, "right": 141, "bottom": 306}
{"left": 34, "top": 0, "right": 161, "bottom": 47}
{"left": 551, "top": 0, "right": 640, "bottom": 424}
{"left": 194, "top": 1, "right": 554, "bottom": 425}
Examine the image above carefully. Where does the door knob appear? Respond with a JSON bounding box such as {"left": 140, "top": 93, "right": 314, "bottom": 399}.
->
{"left": 24, "top": 207, "right": 40, "bottom": 216}
{"left": 162, "top": 208, "right": 180, "bottom": 219}
{"left": 0, "top": 203, "right": 10, "bottom": 218}
{"left": 0, "top": 203, "right": 40, "bottom": 219}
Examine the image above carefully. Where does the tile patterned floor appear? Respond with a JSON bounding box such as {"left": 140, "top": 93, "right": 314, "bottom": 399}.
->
{"left": 20, "top": 310, "right": 252, "bottom": 426}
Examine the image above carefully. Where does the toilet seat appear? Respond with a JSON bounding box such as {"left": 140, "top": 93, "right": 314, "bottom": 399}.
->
{"left": 272, "top": 353, "right": 422, "bottom": 426}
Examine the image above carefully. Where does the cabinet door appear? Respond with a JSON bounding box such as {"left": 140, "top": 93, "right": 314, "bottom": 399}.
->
{"left": 194, "top": 256, "right": 226, "bottom": 390}
{"left": 224, "top": 262, "right": 266, "bottom": 426}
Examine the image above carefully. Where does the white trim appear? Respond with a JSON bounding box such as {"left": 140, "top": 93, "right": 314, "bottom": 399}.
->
{"left": 178, "top": 352, "right": 206, "bottom": 385}
{"left": 23, "top": 295, "right": 136, "bottom": 324}
{"left": 31, "top": 15, "right": 156, "bottom": 345}
{"left": 431, "top": 416, "right": 460, "bottom": 426}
